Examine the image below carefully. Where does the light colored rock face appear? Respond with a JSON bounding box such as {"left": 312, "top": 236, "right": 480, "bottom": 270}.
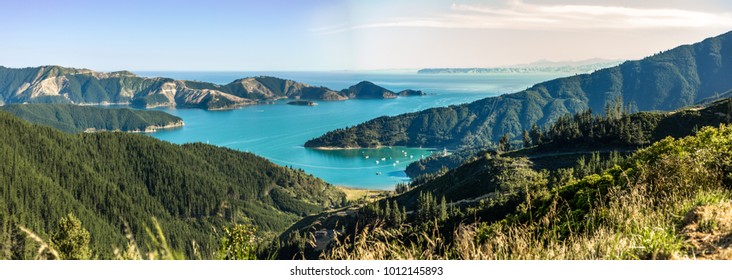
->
{"left": 240, "top": 78, "right": 269, "bottom": 96}
{"left": 172, "top": 81, "right": 252, "bottom": 108}
{"left": 320, "top": 91, "right": 348, "bottom": 101}
{"left": 154, "top": 81, "right": 179, "bottom": 104}
{"left": 11, "top": 66, "right": 77, "bottom": 100}
{"left": 30, "top": 76, "right": 69, "bottom": 98}
{"left": 15, "top": 83, "right": 31, "bottom": 96}
{"left": 236, "top": 77, "right": 310, "bottom": 98}
{"left": 118, "top": 82, "right": 135, "bottom": 98}
{"left": 280, "top": 79, "right": 309, "bottom": 96}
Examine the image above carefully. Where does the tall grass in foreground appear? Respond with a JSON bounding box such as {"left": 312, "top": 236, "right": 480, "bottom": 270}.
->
{"left": 325, "top": 125, "right": 732, "bottom": 260}
{"left": 17, "top": 217, "right": 187, "bottom": 260}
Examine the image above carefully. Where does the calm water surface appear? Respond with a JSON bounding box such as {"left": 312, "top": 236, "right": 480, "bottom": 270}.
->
{"left": 139, "top": 71, "right": 566, "bottom": 189}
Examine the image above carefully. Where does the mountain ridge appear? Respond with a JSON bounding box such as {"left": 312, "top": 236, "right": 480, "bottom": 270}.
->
{"left": 306, "top": 30, "right": 732, "bottom": 149}
{"left": 0, "top": 66, "right": 425, "bottom": 110}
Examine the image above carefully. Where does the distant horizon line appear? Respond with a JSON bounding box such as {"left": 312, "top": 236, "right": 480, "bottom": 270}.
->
{"left": 0, "top": 57, "right": 628, "bottom": 74}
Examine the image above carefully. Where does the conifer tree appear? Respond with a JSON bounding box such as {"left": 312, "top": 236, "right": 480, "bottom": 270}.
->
{"left": 51, "top": 213, "right": 92, "bottom": 260}
{"left": 439, "top": 196, "right": 448, "bottom": 222}
{"left": 530, "top": 124, "right": 543, "bottom": 146}
{"left": 392, "top": 201, "right": 402, "bottom": 225}
{"left": 498, "top": 134, "right": 510, "bottom": 152}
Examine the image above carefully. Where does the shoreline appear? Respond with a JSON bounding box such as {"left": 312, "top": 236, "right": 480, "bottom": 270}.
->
{"left": 135, "top": 120, "right": 186, "bottom": 133}
{"left": 84, "top": 120, "right": 185, "bottom": 133}
{"left": 307, "top": 145, "right": 438, "bottom": 151}
{"left": 307, "top": 146, "right": 381, "bottom": 150}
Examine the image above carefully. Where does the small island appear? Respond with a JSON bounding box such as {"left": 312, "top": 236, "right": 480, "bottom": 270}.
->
{"left": 287, "top": 100, "right": 319, "bottom": 106}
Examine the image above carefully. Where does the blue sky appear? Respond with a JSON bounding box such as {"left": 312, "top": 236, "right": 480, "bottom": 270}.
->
{"left": 1, "top": 0, "right": 732, "bottom": 71}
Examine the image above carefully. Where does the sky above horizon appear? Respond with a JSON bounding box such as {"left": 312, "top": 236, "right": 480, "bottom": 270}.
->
{"left": 1, "top": 0, "right": 732, "bottom": 71}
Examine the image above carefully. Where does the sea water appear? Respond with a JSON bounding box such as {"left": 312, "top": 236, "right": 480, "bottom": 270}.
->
{"left": 139, "top": 71, "right": 566, "bottom": 189}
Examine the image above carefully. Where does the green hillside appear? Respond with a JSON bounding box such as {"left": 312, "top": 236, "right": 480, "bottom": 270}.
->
{"left": 406, "top": 98, "right": 732, "bottom": 178}
{"left": 305, "top": 30, "right": 732, "bottom": 149}
{"left": 0, "top": 111, "right": 344, "bottom": 259}
{"left": 0, "top": 104, "right": 183, "bottom": 133}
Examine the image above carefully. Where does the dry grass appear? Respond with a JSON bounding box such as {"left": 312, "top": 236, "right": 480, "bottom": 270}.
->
{"left": 17, "top": 226, "right": 60, "bottom": 260}
{"left": 337, "top": 186, "right": 388, "bottom": 203}
{"left": 324, "top": 220, "right": 451, "bottom": 260}
{"left": 682, "top": 201, "right": 732, "bottom": 259}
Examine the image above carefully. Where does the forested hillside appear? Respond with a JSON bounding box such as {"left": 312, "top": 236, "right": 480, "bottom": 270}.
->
{"left": 0, "top": 104, "right": 183, "bottom": 133}
{"left": 406, "top": 97, "right": 732, "bottom": 178}
{"left": 0, "top": 111, "right": 344, "bottom": 259}
{"left": 306, "top": 30, "right": 732, "bottom": 149}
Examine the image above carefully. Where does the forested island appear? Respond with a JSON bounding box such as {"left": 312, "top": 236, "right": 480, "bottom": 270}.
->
{"left": 0, "top": 104, "right": 183, "bottom": 133}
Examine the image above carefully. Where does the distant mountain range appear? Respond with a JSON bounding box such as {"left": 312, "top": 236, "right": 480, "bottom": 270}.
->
{"left": 0, "top": 67, "right": 425, "bottom": 110}
{"left": 417, "top": 58, "right": 622, "bottom": 74}
{"left": 306, "top": 30, "right": 732, "bottom": 149}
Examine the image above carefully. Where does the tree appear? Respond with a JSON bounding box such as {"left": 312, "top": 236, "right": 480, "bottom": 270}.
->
{"left": 391, "top": 201, "right": 402, "bottom": 225}
{"left": 530, "top": 124, "right": 543, "bottom": 146}
{"left": 605, "top": 95, "right": 624, "bottom": 119}
{"left": 522, "top": 130, "right": 531, "bottom": 148}
{"left": 498, "top": 134, "right": 510, "bottom": 152}
{"left": 51, "top": 213, "right": 92, "bottom": 260}
{"left": 417, "top": 192, "right": 437, "bottom": 223}
{"left": 219, "top": 220, "right": 258, "bottom": 260}
{"left": 439, "top": 196, "right": 448, "bottom": 222}
{"left": 395, "top": 183, "right": 409, "bottom": 194}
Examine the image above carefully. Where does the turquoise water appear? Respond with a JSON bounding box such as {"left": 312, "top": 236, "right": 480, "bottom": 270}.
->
{"left": 140, "top": 71, "right": 565, "bottom": 189}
